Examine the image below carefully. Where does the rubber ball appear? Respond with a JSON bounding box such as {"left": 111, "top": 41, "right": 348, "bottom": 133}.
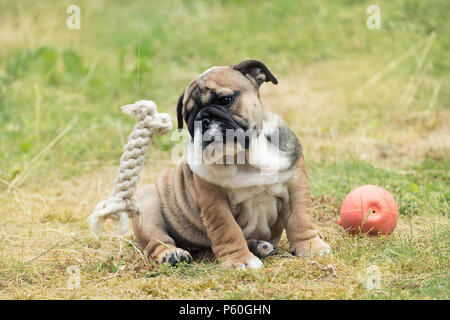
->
{"left": 338, "top": 185, "right": 399, "bottom": 235}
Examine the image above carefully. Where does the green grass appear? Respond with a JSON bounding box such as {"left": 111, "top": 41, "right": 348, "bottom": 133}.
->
{"left": 0, "top": 0, "right": 448, "bottom": 299}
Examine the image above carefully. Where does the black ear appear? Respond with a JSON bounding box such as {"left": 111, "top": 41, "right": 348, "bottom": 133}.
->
{"left": 176, "top": 92, "right": 184, "bottom": 131}
{"left": 231, "top": 60, "right": 278, "bottom": 87}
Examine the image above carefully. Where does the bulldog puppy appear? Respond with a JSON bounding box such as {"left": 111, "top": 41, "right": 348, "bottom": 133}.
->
{"left": 132, "top": 60, "right": 331, "bottom": 269}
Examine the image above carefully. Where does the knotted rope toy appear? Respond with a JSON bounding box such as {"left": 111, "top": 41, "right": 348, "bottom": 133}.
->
{"left": 87, "top": 100, "right": 172, "bottom": 238}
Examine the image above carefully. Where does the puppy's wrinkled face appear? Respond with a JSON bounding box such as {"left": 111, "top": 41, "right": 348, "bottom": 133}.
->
{"left": 177, "top": 60, "right": 278, "bottom": 150}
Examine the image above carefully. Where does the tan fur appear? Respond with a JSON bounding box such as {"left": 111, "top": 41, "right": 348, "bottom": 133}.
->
{"left": 133, "top": 63, "right": 330, "bottom": 268}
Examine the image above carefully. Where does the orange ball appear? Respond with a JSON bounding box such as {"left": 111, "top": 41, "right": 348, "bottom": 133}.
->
{"left": 338, "top": 185, "right": 399, "bottom": 235}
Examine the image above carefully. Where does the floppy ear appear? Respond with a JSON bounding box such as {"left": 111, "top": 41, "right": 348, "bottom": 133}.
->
{"left": 231, "top": 59, "right": 278, "bottom": 87}
{"left": 176, "top": 92, "right": 184, "bottom": 131}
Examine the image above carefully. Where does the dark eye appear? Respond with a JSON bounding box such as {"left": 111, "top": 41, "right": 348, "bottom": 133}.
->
{"left": 216, "top": 95, "right": 234, "bottom": 106}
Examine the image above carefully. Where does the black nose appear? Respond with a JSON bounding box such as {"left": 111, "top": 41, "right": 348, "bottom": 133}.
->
{"left": 202, "top": 118, "right": 212, "bottom": 132}
{"left": 203, "top": 118, "right": 211, "bottom": 127}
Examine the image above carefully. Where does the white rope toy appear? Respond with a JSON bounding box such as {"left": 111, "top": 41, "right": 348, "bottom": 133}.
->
{"left": 87, "top": 100, "right": 172, "bottom": 238}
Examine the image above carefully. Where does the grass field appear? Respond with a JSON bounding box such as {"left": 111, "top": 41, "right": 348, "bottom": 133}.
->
{"left": 0, "top": 0, "right": 448, "bottom": 299}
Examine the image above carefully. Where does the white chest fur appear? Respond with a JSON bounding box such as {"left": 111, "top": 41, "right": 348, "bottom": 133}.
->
{"left": 235, "top": 191, "right": 279, "bottom": 240}
{"left": 227, "top": 183, "right": 288, "bottom": 241}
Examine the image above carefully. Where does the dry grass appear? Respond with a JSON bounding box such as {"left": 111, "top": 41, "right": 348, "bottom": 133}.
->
{"left": 0, "top": 165, "right": 447, "bottom": 299}
{"left": 260, "top": 62, "right": 449, "bottom": 168}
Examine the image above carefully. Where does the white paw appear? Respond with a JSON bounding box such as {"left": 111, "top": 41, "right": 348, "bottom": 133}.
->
{"left": 237, "top": 257, "right": 263, "bottom": 270}
{"left": 319, "top": 243, "right": 332, "bottom": 256}
{"left": 292, "top": 236, "right": 332, "bottom": 258}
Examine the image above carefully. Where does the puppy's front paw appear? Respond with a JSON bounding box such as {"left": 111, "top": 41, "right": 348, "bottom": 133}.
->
{"left": 156, "top": 247, "right": 193, "bottom": 266}
{"left": 221, "top": 254, "right": 263, "bottom": 270}
{"left": 238, "top": 256, "right": 264, "bottom": 270}
{"left": 291, "top": 236, "right": 331, "bottom": 258}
